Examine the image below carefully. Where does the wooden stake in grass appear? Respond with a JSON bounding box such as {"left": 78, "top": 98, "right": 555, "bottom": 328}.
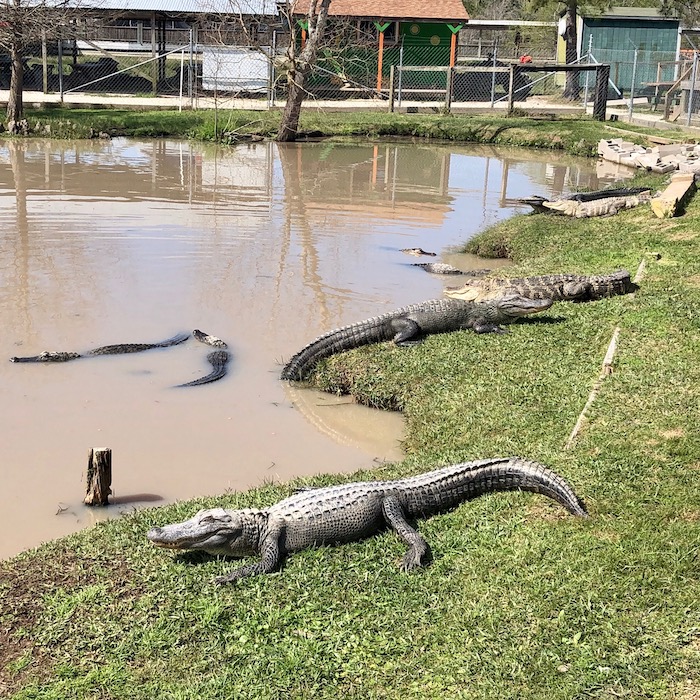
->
{"left": 565, "top": 256, "right": 650, "bottom": 449}
{"left": 84, "top": 448, "right": 112, "bottom": 506}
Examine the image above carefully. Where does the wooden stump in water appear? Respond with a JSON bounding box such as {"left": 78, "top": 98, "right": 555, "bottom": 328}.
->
{"left": 84, "top": 448, "right": 112, "bottom": 506}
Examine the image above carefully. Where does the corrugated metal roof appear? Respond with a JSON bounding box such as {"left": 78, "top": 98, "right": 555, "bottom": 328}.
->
{"left": 587, "top": 6, "right": 677, "bottom": 21}
{"left": 78, "top": 0, "right": 278, "bottom": 15}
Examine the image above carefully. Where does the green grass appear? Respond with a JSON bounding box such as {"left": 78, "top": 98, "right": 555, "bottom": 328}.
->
{"left": 1, "top": 119, "right": 700, "bottom": 699}
{"left": 7, "top": 106, "right": 693, "bottom": 153}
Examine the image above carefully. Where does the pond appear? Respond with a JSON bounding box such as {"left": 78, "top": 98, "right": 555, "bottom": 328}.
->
{"left": 0, "top": 137, "right": 632, "bottom": 559}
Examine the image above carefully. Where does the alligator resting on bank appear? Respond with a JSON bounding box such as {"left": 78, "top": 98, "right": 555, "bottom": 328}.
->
{"left": 147, "top": 457, "right": 588, "bottom": 583}
{"left": 444, "top": 269, "right": 638, "bottom": 303}
{"left": 518, "top": 186, "right": 652, "bottom": 214}
{"left": 280, "top": 294, "right": 552, "bottom": 381}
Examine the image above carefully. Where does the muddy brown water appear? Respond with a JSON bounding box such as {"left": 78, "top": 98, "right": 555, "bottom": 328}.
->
{"left": 0, "top": 138, "right": 632, "bottom": 559}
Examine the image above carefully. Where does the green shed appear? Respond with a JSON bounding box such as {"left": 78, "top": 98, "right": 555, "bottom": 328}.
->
{"left": 579, "top": 7, "right": 680, "bottom": 93}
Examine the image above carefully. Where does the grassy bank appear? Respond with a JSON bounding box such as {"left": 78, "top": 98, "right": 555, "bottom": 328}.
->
{"left": 3, "top": 105, "right": 692, "bottom": 155}
{"left": 1, "top": 118, "right": 699, "bottom": 699}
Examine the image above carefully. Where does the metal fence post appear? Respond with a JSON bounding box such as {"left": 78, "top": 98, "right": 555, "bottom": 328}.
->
{"left": 582, "top": 34, "right": 593, "bottom": 110}
{"left": 388, "top": 64, "right": 395, "bottom": 112}
{"left": 397, "top": 39, "right": 404, "bottom": 108}
{"left": 189, "top": 27, "right": 194, "bottom": 109}
{"left": 57, "top": 37, "right": 64, "bottom": 101}
{"left": 490, "top": 45, "right": 497, "bottom": 107}
{"left": 687, "top": 50, "right": 699, "bottom": 128}
{"left": 269, "top": 30, "right": 277, "bottom": 108}
{"left": 628, "top": 48, "right": 638, "bottom": 121}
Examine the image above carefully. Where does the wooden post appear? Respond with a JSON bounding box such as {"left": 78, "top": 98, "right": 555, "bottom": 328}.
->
{"left": 445, "top": 66, "right": 454, "bottom": 112}
{"left": 388, "top": 64, "right": 395, "bottom": 112}
{"left": 507, "top": 64, "right": 515, "bottom": 114}
{"left": 592, "top": 64, "right": 610, "bottom": 121}
{"left": 85, "top": 448, "right": 112, "bottom": 506}
{"left": 377, "top": 31, "right": 385, "bottom": 92}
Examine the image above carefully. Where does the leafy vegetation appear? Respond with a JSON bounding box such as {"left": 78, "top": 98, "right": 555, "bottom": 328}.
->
{"left": 1, "top": 116, "right": 699, "bottom": 699}
{"left": 6, "top": 106, "right": 692, "bottom": 156}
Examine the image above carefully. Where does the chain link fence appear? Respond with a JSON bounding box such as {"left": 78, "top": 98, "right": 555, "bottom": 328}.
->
{"left": 3, "top": 23, "right": 698, "bottom": 126}
{"left": 581, "top": 38, "right": 700, "bottom": 127}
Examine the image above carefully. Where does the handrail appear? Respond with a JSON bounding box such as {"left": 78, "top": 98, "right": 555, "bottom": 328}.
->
{"left": 663, "top": 63, "right": 694, "bottom": 120}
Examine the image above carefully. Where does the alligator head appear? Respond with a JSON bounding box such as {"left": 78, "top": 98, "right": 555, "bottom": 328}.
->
{"left": 10, "top": 351, "right": 82, "bottom": 363}
{"left": 147, "top": 507, "right": 260, "bottom": 557}
{"left": 493, "top": 293, "right": 553, "bottom": 319}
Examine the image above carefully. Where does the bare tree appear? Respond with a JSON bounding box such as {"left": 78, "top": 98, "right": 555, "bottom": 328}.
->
{"left": 0, "top": 0, "right": 81, "bottom": 131}
{"left": 276, "top": 0, "right": 332, "bottom": 142}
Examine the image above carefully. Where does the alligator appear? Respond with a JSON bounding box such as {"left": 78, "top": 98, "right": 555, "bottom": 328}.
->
{"left": 519, "top": 186, "right": 652, "bottom": 214}
{"left": 444, "top": 269, "right": 637, "bottom": 303}
{"left": 543, "top": 192, "right": 652, "bottom": 218}
{"left": 176, "top": 350, "right": 231, "bottom": 388}
{"left": 193, "top": 329, "right": 228, "bottom": 349}
{"left": 10, "top": 332, "right": 191, "bottom": 363}
{"left": 401, "top": 247, "right": 437, "bottom": 257}
{"left": 280, "top": 294, "right": 552, "bottom": 381}
{"left": 147, "top": 457, "right": 588, "bottom": 583}
{"left": 411, "top": 263, "right": 492, "bottom": 276}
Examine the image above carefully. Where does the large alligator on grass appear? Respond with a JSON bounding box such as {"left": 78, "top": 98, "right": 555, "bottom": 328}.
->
{"left": 280, "top": 294, "right": 552, "bottom": 381}
{"left": 444, "top": 269, "right": 637, "bottom": 303}
{"left": 519, "top": 187, "right": 652, "bottom": 218}
{"left": 147, "top": 457, "right": 588, "bottom": 583}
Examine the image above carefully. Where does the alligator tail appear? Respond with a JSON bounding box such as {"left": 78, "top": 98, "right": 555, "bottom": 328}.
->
{"left": 281, "top": 318, "right": 395, "bottom": 381}
{"left": 468, "top": 457, "right": 588, "bottom": 516}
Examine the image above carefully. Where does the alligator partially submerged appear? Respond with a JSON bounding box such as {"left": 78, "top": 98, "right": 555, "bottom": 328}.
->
{"left": 176, "top": 350, "right": 231, "bottom": 388}
{"left": 445, "top": 269, "right": 637, "bottom": 303}
{"left": 411, "top": 263, "right": 492, "bottom": 276}
{"left": 401, "top": 247, "right": 437, "bottom": 257}
{"left": 193, "top": 329, "right": 228, "bottom": 349}
{"left": 10, "top": 332, "right": 190, "bottom": 363}
{"left": 147, "top": 457, "right": 588, "bottom": 583}
{"left": 280, "top": 294, "right": 552, "bottom": 381}
{"left": 11, "top": 330, "right": 232, "bottom": 387}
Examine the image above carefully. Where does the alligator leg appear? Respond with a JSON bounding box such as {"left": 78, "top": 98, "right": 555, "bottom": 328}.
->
{"left": 390, "top": 317, "right": 424, "bottom": 346}
{"left": 381, "top": 496, "right": 431, "bottom": 571}
{"left": 471, "top": 322, "right": 507, "bottom": 334}
{"left": 215, "top": 528, "right": 283, "bottom": 584}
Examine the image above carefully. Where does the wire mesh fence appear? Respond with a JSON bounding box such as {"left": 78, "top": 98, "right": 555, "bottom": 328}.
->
{"left": 581, "top": 44, "right": 700, "bottom": 127}
{"left": 3, "top": 24, "right": 698, "bottom": 126}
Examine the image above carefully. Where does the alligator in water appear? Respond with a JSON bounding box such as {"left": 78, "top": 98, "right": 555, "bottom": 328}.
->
{"left": 176, "top": 350, "right": 231, "bottom": 387}
{"left": 280, "top": 294, "right": 552, "bottom": 381}
{"left": 401, "top": 247, "right": 437, "bottom": 257}
{"left": 193, "top": 329, "right": 228, "bottom": 349}
{"left": 444, "top": 269, "right": 637, "bottom": 303}
{"left": 411, "top": 263, "right": 492, "bottom": 276}
{"left": 10, "top": 332, "right": 190, "bottom": 363}
{"left": 11, "top": 330, "right": 232, "bottom": 387}
{"left": 147, "top": 457, "right": 588, "bottom": 583}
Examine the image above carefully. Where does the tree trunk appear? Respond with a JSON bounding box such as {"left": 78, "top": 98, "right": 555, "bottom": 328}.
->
{"left": 275, "top": 0, "right": 332, "bottom": 142}
{"left": 277, "top": 70, "right": 306, "bottom": 142}
{"left": 562, "top": 1, "right": 580, "bottom": 100}
{"left": 6, "top": 42, "right": 25, "bottom": 130}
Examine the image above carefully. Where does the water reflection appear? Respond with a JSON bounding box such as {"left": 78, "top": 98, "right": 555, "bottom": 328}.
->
{"left": 0, "top": 138, "right": 631, "bottom": 558}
